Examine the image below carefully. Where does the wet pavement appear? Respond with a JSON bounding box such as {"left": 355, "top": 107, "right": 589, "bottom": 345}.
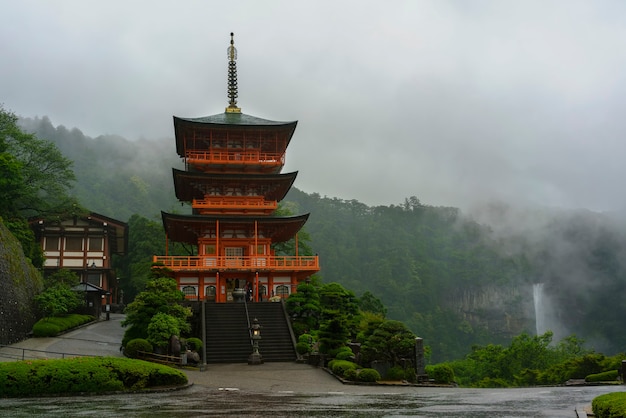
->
{"left": 1, "top": 314, "right": 623, "bottom": 417}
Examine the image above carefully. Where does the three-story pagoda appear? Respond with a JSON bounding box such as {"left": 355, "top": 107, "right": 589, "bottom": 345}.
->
{"left": 154, "top": 33, "right": 319, "bottom": 302}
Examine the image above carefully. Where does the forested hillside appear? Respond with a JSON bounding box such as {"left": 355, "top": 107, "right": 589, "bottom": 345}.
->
{"left": 21, "top": 116, "right": 626, "bottom": 362}
{"left": 19, "top": 117, "right": 183, "bottom": 222}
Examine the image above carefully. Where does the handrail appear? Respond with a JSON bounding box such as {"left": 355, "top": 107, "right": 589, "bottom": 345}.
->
{"left": 0, "top": 344, "right": 94, "bottom": 362}
{"left": 153, "top": 255, "right": 319, "bottom": 271}
{"left": 244, "top": 299, "right": 253, "bottom": 347}
{"left": 192, "top": 197, "right": 277, "bottom": 211}
{"left": 186, "top": 150, "right": 284, "bottom": 165}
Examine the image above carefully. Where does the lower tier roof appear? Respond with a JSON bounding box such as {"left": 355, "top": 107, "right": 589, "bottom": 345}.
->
{"left": 161, "top": 212, "right": 309, "bottom": 245}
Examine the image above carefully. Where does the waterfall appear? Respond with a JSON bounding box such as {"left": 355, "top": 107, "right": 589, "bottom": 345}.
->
{"left": 533, "top": 283, "right": 545, "bottom": 335}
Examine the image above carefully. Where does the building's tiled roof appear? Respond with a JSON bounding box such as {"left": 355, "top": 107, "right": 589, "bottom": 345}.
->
{"left": 174, "top": 112, "right": 297, "bottom": 127}
{"left": 172, "top": 168, "right": 298, "bottom": 202}
{"left": 161, "top": 211, "right": 309, "bottom": 245}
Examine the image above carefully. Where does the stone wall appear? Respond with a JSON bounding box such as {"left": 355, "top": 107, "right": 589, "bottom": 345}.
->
{"left": 0, "top": 220, "right": 43, "bottom": 345}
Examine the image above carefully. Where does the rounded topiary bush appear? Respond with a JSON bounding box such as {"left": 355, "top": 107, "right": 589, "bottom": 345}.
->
{"left": 186, "top": 337, "right": 203, "bottom": 352}
{"left": 125, "top": 338, "right": 153, "bottom": 358}
{"left": 335, "top": 349, "right": 355, "bottom": 361}
{"left": 296, "top": 341, "right": 310, "bottom": 355}
{"left": 344, "top": 368, "right": 358, "bottom": 381}
{"left": 358, "top": 368, "right": 381, "bottom": 382}
{"left": 32, "top": 321, "right": 61, "bottom": 337}
{"left": 329, "top": 346, "right": 353, "bottom": 359}
{"left": 329, "top": 360, "right": 357, "bottom": 377}
{"left": 585, "top": 369, "right": 618, "bottom": 382}
{"left": 427, "top": 364, "right": 455, "bottom": 384}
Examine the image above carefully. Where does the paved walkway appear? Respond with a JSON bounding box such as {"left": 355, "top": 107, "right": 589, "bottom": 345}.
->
{"left": 0, "top": 314, "right": 356, "bottom": 394}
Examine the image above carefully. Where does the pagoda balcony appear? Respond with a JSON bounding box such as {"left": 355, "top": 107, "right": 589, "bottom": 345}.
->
{"left": 186, "top": 150, "right": 285, "bottom": 168}
{"left": 153, "top": 255, "right": 319, "bottom": 272}
{"left": 192, "top": 196, "right": 277, "bottom": 214}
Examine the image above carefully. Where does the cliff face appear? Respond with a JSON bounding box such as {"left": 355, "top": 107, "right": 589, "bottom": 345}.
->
{"left": 447, "top": 284, "right": 536, "bottom": 339}
{"left": 0, "top": 220, "right": 43, "bottom": 345}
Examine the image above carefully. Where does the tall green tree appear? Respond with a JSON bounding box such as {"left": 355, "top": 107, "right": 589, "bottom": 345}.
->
{"left": 34, "top": 269, "right": 82, "bottom": 317}
{"left": 317, "top": 282, "right": 359, "bottom": 353}
{"left": 360, "top": 319, "right": 417, "bottom": 367}
{"left": 0, "top": 106, "right": 83, "bottom": 267}
{"left": 285, "top": 278, "right": 322, "bottom": 335}
{"left": 121, "top": 274, "right": 191, "bottom": 346}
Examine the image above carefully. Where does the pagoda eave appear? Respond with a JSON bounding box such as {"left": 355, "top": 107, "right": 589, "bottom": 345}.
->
{"left": 161, "top": 212, "right": 310, "bottom": 245}
{"left": 172, "top": 168, "right": 298, "bottom": 202}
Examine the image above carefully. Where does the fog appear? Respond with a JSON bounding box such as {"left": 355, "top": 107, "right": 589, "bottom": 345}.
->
{"left": 2, "top": 1, "right": 626, "bottom": 212}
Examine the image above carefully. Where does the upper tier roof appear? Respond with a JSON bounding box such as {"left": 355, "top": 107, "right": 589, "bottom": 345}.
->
{"left": 174, "top": 112, "right": 297, "bottom": 127}
{"left": 173, "top": 113, "right": 298, "bottom": 159}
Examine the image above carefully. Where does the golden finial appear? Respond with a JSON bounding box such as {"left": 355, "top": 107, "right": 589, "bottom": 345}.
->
{"left": 226, "top": 32, "right": 241, "bottom": 113}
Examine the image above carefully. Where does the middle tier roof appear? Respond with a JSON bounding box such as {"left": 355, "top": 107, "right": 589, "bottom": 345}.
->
{"left": 172, "top": 168, "right": 298, "bottom": 202}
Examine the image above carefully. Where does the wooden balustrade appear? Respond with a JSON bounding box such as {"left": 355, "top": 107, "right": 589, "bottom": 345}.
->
{"left": 186, "top": 151, "right": 284, "bottom": 165}
{"left": 153, "top": 255, "right": 319, "bottom": 271}
{"left": 192, "top": 197, "right": 277, "bottom": 212}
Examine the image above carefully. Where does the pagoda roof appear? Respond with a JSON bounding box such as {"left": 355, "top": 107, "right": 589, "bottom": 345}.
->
{"left": 172, "top": 168, "right": 297, "bottom": 202}
{"left": 173, "top": 113, "right": 298, "bottom": 158}
{"left": 161, "top": 212, "right": 309, "bottom": 245}
{"left": 174, "top": 112, "right": 297, "bottom": 127}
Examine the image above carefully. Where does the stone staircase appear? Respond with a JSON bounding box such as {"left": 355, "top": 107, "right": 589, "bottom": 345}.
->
{"left": 205, "top": 302, "right": 296, "bottom": 363}
{"left": 247, "top": 302, "right": 297, "bottom": 362}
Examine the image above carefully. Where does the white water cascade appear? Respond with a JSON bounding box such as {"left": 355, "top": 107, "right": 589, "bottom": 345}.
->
{"left": 533, "top": 283, "right": 546, "bottom": 336}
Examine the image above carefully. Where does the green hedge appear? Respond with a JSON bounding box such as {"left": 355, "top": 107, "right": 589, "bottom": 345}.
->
{"left": 426, "top": 363, "right": 455, "bottom": 384}
{"left": 328, "top": 359, "right": 357, "bottom": 377}
{"left": 0, "top": 357, "right": 187, "bottom": 397}
{"left": 185, "top": 337, "right": 203, "bottom": 352}
{"left": 358, "top": 368, "right": 381, "bottom": 382}
{"left": 125, "top": 338, "right": 153, "bottom": 359}
{"left": 592, "top": 392, "right": 626, "bottom": 417}
{"left": 32, "top": 314, "right": 95, "bottom": 337}
{"left": 585, "top": 370, "right": 619, "bottom": 383}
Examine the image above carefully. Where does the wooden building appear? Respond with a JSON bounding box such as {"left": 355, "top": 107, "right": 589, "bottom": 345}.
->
{"left": 154, "top": 33, "right": 319, "bottom": 302}
{"left": 31, "top": 212, "right": 128, "bottom": 313}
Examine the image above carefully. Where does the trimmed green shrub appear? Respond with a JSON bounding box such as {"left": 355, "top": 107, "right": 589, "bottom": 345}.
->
{"left": 328, "top": 359, "right": 357, "bottom": 377}
{"left": 358, "top": 368, "right": 381, "bottom": 382}
{"left": 125, "top": 338, "right": 153, "bottom": 359}
{"left": 386, "top": 365, "right": 406, "bottom": 381}
{"left": 298, "top": 333, "right": 314, "bottom": 344}
{"left": 404, "top": 367, "right": 417, "bottom": 383}
{"left": 344, "top": 368, "right": 358, "bottom": 381}
{"left": 427, "top": 364, "right": 455, "bottom": 384}
{"left": 147, "top": 312, "right": 181, "bottom": 350}
{"left": 32, "top": 314, "right": 94, "bottom": 337}
{"left": 0, "top": 357, "right": 187, "bottom": 397}
{"left": 185, "top": 337, "right": 203, "bottom": 352}
{"left": 585, "top": 369, "right": 618, "bottom": 383}
{"left": 592, "top": 392, "right": 626, "bottom": 418}
{"left": 32, "top": 321, "right": 61, "bottom": 337}
{"left": 296, "top": 341, "right": 310, "bottom": 355}
{"left": 335, "top": 349, "right": 355, "bottom": 361}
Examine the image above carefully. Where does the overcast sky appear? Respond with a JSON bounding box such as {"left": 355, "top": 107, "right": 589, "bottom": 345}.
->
{"left": 2, "top": 1, "right": 626, "bottom": 212}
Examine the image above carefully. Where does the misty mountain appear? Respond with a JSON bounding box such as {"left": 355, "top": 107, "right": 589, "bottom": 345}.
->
{"left": 19, "top": 116, "right": 184, "bottom": 222}
{"left": 21, "top": 116, "right": 626, "bottom": 361}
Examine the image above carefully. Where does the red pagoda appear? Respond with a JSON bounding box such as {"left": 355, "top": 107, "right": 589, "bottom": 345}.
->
{"left": 154, "top": 33, "right": 319, "bottom": 303}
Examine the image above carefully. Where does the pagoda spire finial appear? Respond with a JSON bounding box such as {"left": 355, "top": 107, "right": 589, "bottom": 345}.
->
{"left": 226, "top": 32, "right": 241, "bottom": 113}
